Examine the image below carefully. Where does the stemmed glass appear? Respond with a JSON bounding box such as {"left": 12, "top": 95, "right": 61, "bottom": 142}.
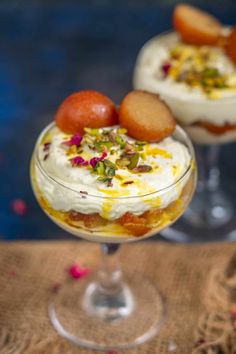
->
{"left": 30, "top": 122, "right": 196, "bottom": 350}
{"left": 133, "top": 31, "right": 236, "bottom": 242}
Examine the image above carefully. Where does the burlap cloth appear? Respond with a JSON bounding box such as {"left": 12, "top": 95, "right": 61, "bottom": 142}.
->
{"left": 0, "top": 240, "right": 236, "bottom": 354}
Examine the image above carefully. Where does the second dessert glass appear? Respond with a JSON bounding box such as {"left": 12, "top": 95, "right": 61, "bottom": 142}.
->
{"left": 30, "top": 122, "right": 196, "bottom": 350}
{"left": 133, "top": 31, "right": 236, "bottom": 242}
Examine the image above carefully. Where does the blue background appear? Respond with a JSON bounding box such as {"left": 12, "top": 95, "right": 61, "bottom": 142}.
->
{"left": 1, "top": 0, "right": 236, "bottom": 240}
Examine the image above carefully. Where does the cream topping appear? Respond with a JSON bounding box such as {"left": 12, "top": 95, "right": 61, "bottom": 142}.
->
{"left": 134, "top": 32, "right": 236, "bottom": 101}
{"left": 35, "top": 125, "right": 191, "bottom": 220}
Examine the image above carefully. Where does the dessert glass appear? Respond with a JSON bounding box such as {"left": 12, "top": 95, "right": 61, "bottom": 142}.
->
{"left": 134, "top": 31, "right": 236, "bottom": 242}
{"left": 30, "top": 122, "right": 196, "bottom": 350}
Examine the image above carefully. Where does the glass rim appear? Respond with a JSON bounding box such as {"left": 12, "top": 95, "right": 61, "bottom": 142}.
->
{"left": 34, "top": 122, "right": 195, "bottom": 200}
{"left": 137, "top": 29, "right": 236, "bottom": 105}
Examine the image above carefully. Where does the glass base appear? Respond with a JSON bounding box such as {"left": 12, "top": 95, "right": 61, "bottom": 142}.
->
{"left": 161, "top": 189, "right": 236, "bottom": 243}
{"left": 49, "top": 273, "right": 165, "bottom": 350}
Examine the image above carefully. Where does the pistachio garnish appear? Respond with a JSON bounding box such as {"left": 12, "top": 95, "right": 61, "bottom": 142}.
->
{"left": 116, "top": 157, "right": 130, "bottom": 168}
{"left": 133, "top": 165, "right": 152, "bottom": 173}
{"left": 97, "top": 176, "right": 113, "bottom": 187}
{"left": 84, "top": 128, "right": 100, "bottom": 136}
{"left": 94, "top": 161, "right": 105, "bottom": 175}
{"left": 103, "top": 159, "right": 116, "bottom": 169}
{"left": 128, "top": 153, "right": 139, "bottom": 170}
{"left": 124, "top": 142, "right": 136, "bottom": 155}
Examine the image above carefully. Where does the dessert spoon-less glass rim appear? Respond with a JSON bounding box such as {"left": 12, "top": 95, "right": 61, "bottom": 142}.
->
{"left": 30, "top": 122, "right": 197, "bottom": 350}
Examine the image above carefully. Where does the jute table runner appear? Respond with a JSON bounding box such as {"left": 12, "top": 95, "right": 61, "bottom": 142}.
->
{"left": 0, "top": 241, "right": 235, "bottom": 354}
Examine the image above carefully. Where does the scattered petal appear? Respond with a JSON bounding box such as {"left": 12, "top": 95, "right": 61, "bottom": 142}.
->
{"left": 195, "top": 338, "right": 206, "bottom": 347}
{"left": 64, "top": 134, "right": 82, "bottom": 147}
{"left": 90, "top": 151, "right": 107, "bottom": 168}
{"left": 11, "top": 199, "right": 27, "bottom": 216}
{"left": 43, "top": 153, "right": 49, "bottom": 161}
{"left": 43, "top": 142, "right": 51, "bottom": 151}
{"left": 107, "top": 351, "right": 117, "bottom": 354}
{"left": 70, "top": 156, "right": 88, "bottom": 167}
{"left": 9, "top": 271, "right": 17, "bottom": 277}
{"left": 69, "top": 263, "right": 91, "bottom": 280}
{"left": 162, "top": 62, "right": 172, "bottom": 76}
{"left": 52, "top": 283, "right": 61, "bottom": 293}
{"left": 123, "top": 181, "right": 134, "bottom": 185}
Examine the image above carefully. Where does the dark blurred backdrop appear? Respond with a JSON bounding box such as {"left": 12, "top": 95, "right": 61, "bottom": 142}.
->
{"left": 0, "top": 0, "right": 236, "bottom": 240}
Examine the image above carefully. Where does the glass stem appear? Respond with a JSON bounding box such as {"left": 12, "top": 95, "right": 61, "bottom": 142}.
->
{"left": 196, "top": 145, "right": 220, "bottom": 193}
{"left": 97, "top": 243, "right": 122, "bottom": 295}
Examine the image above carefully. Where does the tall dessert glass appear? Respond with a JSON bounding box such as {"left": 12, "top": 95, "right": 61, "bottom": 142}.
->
{"left": 133, "top": 30, "right": 236, "bottom": 242}
{"left": 30, "top": 122, "right": 196, "bottom": 350}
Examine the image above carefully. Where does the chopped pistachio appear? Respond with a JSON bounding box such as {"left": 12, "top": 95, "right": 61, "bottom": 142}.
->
{"left": 124, "top": 142, "right": 135, "bottom": 155}
{"left": 117, "top": 128, "right": 127, "bottom": 134}
{"left": 116, "top": 157, "right": 130, "bottom": 168}
{"left": 135, "top": 141, "right": 146, "bottom": 146}
{"left": 128, "top": 153, "right": 139, "bottom": 170}
{"left": 97, "top": 176, "right": 113, "bottom": 187}
{"left": 84, "top": 128, "right": 100, "bottom": 136}
{"left": 133, "top": 165, "right": 152, "bottom": 173}
{"left": 115, "top": 135, "right": 126, "bottom": 148}
{"left": 94, "top": 142, "right": 104, "bottom": 152}
{"left": 94, "top": 141, "right": 112, "bottom": 151}
{"left": 108, "top": 131, "right": 117, "bottom": 143}
{"left": 203, "top": 67, "right": 219, "bottom": 78}
{"left": 107, "top": 167, "right": 116, "bottom": 177}
{"left": 94, "top": 161, "right": 105, "bottom": 175}
{"left": 103, "top": 159, "right": 116, "bottom": 169}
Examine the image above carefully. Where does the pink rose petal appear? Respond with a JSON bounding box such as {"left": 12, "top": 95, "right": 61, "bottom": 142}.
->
{"left": 69, "top": 263, "right": 91, "bottom": 279}
{"left": 90, "top": 151, "right": 107, "bottom": 168}
{"left": 11, "top": 199, "right": 27, "bottom": 216}
{"left": 70, "top": 156, "right": 88, "bottom": 167}
{"left": 63, "top": 134, "right": 82, "bottom": 147}
{"left": 9, "top": 271, "right": 17, "bottom": 277}
{"left": 162, "top": 62, "right": 171, "bottom": 77}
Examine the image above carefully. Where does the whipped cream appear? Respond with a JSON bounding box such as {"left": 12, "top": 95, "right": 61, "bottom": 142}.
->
{"left": 134, "top": 32, "right": 236, "bottom": 102}
{"left": 34, "top": 125, "right": 191, "bottom": 220}
{"left": 134, "top": 32, "right": 236, "bottom": 144}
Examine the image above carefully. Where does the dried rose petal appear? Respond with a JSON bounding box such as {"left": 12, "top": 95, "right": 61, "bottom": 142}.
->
{"left": 43, "top": 142, "right": 51, "bottom": 151}
{"left": 90, "top": 151, "right": 107, "bottom": 168}
{"left": 70, "top": 156, "right": 88, "bottom": 167}
{"left": 195, "top": 338, "right": 206, "bottom": 347}
{"left": 11, "top": 199, "right": 27, "bottom": 215}
{"left": 123, "top": 181, "right": 134, "bottom": 185}
{"left": 52, "top": 283, "right": 61, "bottom": 293}
{"left": 107, "top": 351, "right": 117, "bottom": 354}
{"left": 162, "top": 62, "right": 171, "bottom": 76}
{"left": 9, "top": 271, "right": 17, "bottom": 277}
{"left": 43, "top": 153, "right": 49, "bottom": 161}
{"left": 69, "top": 264, "right": 91, "bottom": 279}
{"left": 63, "top": 134, "right": 82, "bottom": 147}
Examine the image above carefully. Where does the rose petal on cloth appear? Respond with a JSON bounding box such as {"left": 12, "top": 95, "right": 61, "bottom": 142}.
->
{"left": 69, "top": 264, "right": 91, "bottom": 279}
{"left": 11, "top": 199, "right": 27, "bottom": 216}
{"left": 51, "top": 283, "right": 61, "bottom": 293}
{"left": 9, "top": 271, "right": 17, "bottom": 277}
